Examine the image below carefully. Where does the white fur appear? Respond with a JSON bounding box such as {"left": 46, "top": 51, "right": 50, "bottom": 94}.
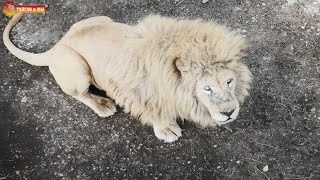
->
{"left": 3, "top": 13, "right": 252, "bottom": 143}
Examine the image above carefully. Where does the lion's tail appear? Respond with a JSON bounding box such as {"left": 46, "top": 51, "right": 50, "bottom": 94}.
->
{"left": 3, "top": 13, "right": 49, "bottom": 66}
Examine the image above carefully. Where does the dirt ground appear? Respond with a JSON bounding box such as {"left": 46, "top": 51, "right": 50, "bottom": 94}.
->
{"left": 0, "top": 0, "right": 320, "bottom": 179}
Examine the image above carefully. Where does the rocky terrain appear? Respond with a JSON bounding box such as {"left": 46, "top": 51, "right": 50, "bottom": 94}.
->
{"left": 0, "top": 0, "right": 319, "bottom": 179}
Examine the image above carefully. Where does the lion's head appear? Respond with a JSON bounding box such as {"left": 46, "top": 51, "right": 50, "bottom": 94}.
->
{"left": 193, "top": 67, "right": 240, "bottom": 126}
{"left": 133, "top": 15, "right": 252, "bottom": 127}
{"left": 173, "top": 24, "right": 252, "bottom": 127}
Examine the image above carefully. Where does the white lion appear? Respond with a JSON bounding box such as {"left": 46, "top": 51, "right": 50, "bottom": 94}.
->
{"left": 3, "top": 13, "right": 252, "bottom": 142}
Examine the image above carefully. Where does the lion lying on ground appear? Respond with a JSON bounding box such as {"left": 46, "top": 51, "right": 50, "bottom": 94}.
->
{"left": 3, "top": 13, "right": 252, "bottom": 142}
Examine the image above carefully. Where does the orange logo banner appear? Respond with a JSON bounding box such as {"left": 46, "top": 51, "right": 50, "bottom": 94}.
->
{"left": 2, "top": 1, "right": 46, "bottom": 16}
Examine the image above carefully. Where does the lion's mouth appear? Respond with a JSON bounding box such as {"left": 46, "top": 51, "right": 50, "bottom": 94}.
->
{"left": 217, "top": 117, "right": 233, "bottom": 124}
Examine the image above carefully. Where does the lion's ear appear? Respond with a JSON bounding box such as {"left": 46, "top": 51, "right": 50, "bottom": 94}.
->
{"left": 174, "top": 57, "right": 189, "bottom": 73}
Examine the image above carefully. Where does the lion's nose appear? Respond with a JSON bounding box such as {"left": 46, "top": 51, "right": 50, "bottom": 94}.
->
{"left": 220, "top": 109, "right": 235, "bottom": 117}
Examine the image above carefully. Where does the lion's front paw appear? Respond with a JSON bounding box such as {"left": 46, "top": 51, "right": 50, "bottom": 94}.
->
{"left": 153, "top": 123, "right": 182, "bottom": 143}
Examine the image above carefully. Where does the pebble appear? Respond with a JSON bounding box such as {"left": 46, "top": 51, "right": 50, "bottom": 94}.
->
{"left": 21, "top": 96, "right": 27, "bottom": 103}
{"left": 263, "top": 165, "right": 269, "bottom": 172}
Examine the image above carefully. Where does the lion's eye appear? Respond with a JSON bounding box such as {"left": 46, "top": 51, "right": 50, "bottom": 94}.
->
{"left": 204, "top": 86, "right": 212, "bottom": 92}
{"left": 227, "top": 78, "right": 233, "bottom": 86}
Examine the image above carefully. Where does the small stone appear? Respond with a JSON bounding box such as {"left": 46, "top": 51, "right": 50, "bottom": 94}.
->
{"left": 202, "top": 0, "right": 209, "bottom": 3}
{"left": 21, "top": 96, "right": 27, "bottom": 103}
{"left": 263, "top": 165, "right": 269, "bottom": 172}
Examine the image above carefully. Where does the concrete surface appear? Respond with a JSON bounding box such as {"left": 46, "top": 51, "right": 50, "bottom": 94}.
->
{"left": 0, "top": 0, "right": 320, "bottom": 179}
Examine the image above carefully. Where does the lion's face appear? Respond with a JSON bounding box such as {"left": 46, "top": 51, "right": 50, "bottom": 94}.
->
{"left": 195, "top": 68, "right": 239, "bottom": 126}
{"left": 172, "top": 27, "right": 252, "bottom": 127}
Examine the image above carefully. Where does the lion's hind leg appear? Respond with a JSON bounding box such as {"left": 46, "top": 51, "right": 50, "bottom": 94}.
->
{"left": 74, "top": 93, "right": 117, "bottom": 117}
{"left": 48, "top": 45, "right": 117, "bottom": 117}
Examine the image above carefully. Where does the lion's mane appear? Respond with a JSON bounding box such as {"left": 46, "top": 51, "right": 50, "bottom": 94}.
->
{"left": 104, "top": 15, "right": 252, "bottom": 127}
